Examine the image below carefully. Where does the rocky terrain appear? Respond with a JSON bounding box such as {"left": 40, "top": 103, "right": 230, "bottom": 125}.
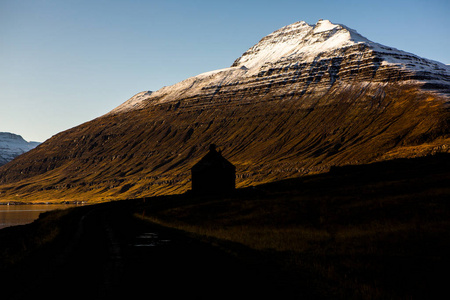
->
{"left": 0, "top": 20, "right": 449, "bottom": 202}
{"left": 0, "top": 132, "right": 40, "bottom": 166}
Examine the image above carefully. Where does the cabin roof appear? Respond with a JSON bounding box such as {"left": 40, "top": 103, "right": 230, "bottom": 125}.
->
{"left": 191, "top": 144, "right": 235, "bottom": 172}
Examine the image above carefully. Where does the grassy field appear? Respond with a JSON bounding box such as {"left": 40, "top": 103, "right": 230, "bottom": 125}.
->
{"left": 133, "top": 153, "right": 450, "bottom": 299}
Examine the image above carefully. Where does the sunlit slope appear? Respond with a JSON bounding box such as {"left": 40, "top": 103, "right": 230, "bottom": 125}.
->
{"left": 0, "top": 82, "right": 448, "bottom": 202}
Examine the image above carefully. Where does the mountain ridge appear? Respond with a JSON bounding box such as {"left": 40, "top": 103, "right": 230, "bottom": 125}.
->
{"left": 111, "top": 19, "right": 449, "bottom": 115}
{"left": 0, "top": 20, "right": 449, "bottom": 202}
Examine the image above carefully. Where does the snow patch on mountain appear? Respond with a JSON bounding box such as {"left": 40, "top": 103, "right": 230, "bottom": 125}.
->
{"left": 110, "top": 67, "right": 248, "bottom": 113}
{"left": 110, "top": 91, "right": 153, "bottom": 114}
{"left": 149, "top": 66, "right": 248, "bottom": 103}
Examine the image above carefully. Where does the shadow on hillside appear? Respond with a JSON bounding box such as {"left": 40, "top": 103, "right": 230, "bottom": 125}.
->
{"left": 234, "top": 152, "right": 450, "bottom": 196}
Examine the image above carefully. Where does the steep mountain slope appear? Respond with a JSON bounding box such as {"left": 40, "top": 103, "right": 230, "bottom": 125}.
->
{"left": 0, "top": 133, "right": 40, "bottom": 166}
{"left": 0, "top": 20, "right": 449, "bottom": 203}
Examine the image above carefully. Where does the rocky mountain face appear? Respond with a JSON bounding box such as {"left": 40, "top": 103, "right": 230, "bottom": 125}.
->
{"left": 0, "top": 20, "right": 449, "bottom": 202}
{"left": 0, "top": 132, "right": 40, "bottom": 167}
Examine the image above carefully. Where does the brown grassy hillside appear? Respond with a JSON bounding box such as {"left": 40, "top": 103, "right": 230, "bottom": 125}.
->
{"left": 0, "top": 82, "right": 448, "bottom": 203}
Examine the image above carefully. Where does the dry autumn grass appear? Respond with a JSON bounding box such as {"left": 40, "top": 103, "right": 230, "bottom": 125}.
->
{"left": 1, "top": 83, "right": 448, "bottom": 203}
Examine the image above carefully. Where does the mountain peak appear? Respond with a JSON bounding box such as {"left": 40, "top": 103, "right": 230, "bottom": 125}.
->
{"left": 231, "top": 19, "right": 370, "bottom": 69}
{"left": 314, "top": 19, "right": 339, "bottom": 33}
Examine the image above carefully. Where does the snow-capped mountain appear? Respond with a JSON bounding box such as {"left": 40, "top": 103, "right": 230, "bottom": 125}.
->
{"left": 0, "top": 132, "right": 40, "bottom": 166}
{"left": 1, "top": 20, "right": 449, "bottom": 202}
{"left": 111, "top": 19, "right": 450, "bottom": 114}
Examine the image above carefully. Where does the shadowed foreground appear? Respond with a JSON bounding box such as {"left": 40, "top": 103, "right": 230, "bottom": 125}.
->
{"left": 0, "top": 201, "right": 305, "bottom": 300}
{"left": 1, "top": 154, "right": 449, "bottom": 299}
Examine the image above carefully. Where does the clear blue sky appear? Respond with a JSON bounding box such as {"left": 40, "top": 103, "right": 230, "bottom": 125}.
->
{"left": 1, "top": 0, "right": 449, "bottom": 142}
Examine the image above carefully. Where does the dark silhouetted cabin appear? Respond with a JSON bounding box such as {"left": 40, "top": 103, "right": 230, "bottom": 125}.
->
{"left": 191, "top": 144, "right": 236, "bottom": 195}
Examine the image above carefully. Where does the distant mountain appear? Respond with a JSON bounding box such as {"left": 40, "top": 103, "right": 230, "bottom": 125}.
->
{"left": 0, "top": 20, "right": 449, "bottom": 202}
{"left": 0, "top": 132, "right": 40, "bottom": 166}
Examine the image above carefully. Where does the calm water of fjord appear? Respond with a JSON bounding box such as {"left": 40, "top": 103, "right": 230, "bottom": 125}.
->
{"left": 0, "top": 204, "right": 79, "bottom": 230}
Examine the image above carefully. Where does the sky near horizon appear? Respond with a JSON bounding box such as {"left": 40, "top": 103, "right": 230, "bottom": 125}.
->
{"left": 1, "top": 0, "right": 449, "bottom": 142}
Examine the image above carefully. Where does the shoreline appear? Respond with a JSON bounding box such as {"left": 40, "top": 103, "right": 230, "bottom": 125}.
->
{"left": 0, "top": 201, "right": 88, "bottom": 205}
